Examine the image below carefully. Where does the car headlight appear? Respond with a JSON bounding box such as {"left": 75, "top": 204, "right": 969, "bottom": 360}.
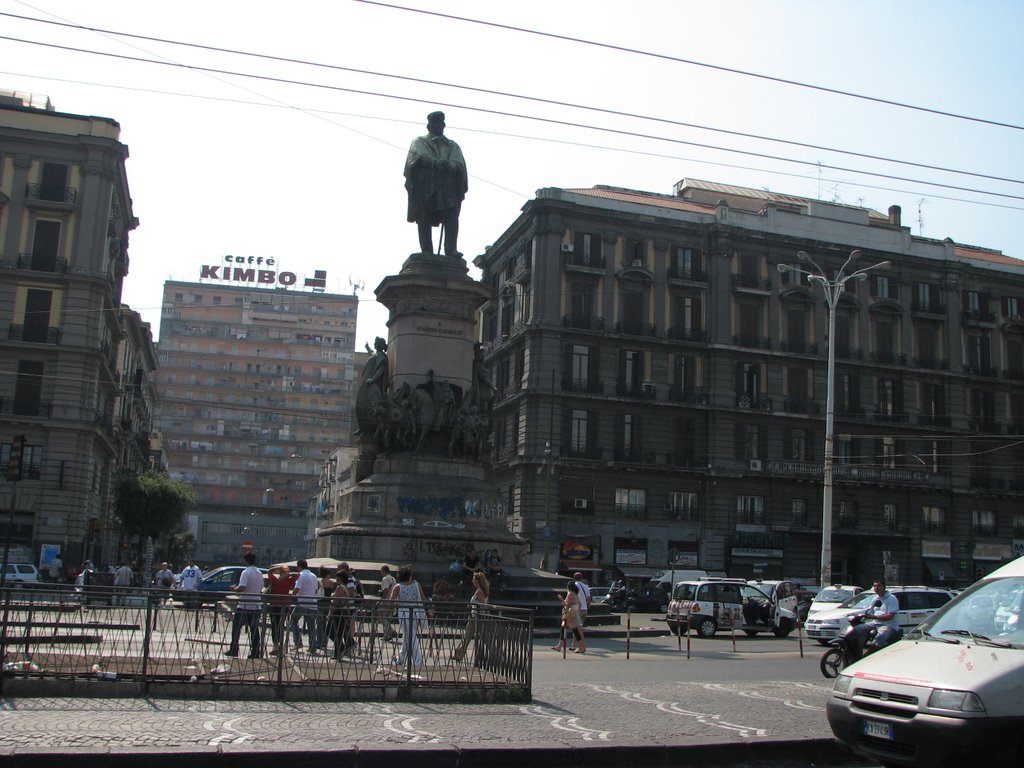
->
{"left": 832, "top": 675, "right": 854, "bottom": 696}
{"left": 928, "top": 689, "right": 985, "bottom": 712}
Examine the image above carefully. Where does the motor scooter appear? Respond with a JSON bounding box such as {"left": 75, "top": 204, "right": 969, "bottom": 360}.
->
{"left": 819, "top": 608, "right": 902, "bottom": 678}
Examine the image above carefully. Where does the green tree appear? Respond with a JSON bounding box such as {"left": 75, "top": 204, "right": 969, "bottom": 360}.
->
{"left": 113, "top": 472, "right": 195, "bottom": 557}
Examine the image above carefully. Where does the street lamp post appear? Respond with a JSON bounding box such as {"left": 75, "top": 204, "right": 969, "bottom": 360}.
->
{"left": 779, "top": 250, "right": 890, "bottom": 588}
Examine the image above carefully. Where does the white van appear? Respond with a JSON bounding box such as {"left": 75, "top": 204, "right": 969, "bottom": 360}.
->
{"left": 826, "top": 556, "right": 1024, "bottom": 767}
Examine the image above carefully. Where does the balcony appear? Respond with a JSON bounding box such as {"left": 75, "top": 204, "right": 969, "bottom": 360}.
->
{"left": 1004, "top": 367, "right": 1024, "bottom": 382}
{"left": 922, "top": 520, "right": 947, "bottom": 535}
{"left": 968, "top": 417, "right": 1001, "bottom": 433}
{"left": 667, "top": 265, "right": 707, "bottom": 282}
{"left": 614, "top": 503, "right": 647, "bottom": 519}
{"left": 0, "top": 398, "right": 53, "bottom": 418}
{"left": 732, "top": 334, "right": 771, "bottom": 350}
{"left": 912, "top": 356, "right": 949, "bottom": 370}
{"left": 667, "top": 452, "right": 706, "bottom": 469}
{"left": 562, "top": 444, "right": 602, "bottom": 461}
{"left": 736, "top": 395, "right": 772, "bottom": 411}
{"left": 782, "top": 398, "right": 820, "bottom": 415}
{"left": 667, "top": 326, "right": 709, "bottom": 343}
{"left": 25, "top": 182, "right": 77, "bottom": 205}
{"left": 614, "top": 320, "right": 657, "bottom": 336}
{"left": 870, "top": 351, "right": 907, "bottom": 365}
{"left": 963, "top": 364, "right": 999, "bottom": 378}
{"left": 962, "top": 308, "right": 996, "bottom": 324}
{"left": 834, "top": 347, "right": 864, "bottom": 361}
{"left": 917, "top": 414, "right": 951, "bottom": 428}
{"left": 972, "top": 524, "right": 999, "bottom": 537}
{"left": 15, "top": 254, "right": 67, "bottom": 273}
{"left": 872, "top": 411, "right": 908, "bottom": 424}
{"left": 562, "top": 252, "right": 605, "bottom": 270}
{"left": 508, "top": 253, "right": 532, "bottom": 282}
{"left": 561, "top": 377, "right": 603, "bottom": 395}
{"left": 668, "top": 386, "right": 708, "bottom": 405}
{"left": 561, "top": 314, "right": 604, "bottom": 331}
{"left": 617, "top": 382, "right": 656, "bottom": 399}
{"left": 613, "top": 447, "right": 645, "bottom": 463}
{"left": 779, "top": 340, "right": 819, "bottom": 355}
{"left": 8, "top": 325, "right": 61, "bottom": 344}
{"left": 731, "top": 273, "right": 771, "bottom": 291}
{"left": 912, "top": 298, "right": 946, "bottom": 315}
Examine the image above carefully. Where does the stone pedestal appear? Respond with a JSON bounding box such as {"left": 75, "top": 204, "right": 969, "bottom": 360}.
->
{"left": 316, "top": 253, "right": 525, "bottom": 569}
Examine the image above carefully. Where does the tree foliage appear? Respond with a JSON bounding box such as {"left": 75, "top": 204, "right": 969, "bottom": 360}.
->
{"left": 113, "top": 472, "right": 195, "bottom": 542}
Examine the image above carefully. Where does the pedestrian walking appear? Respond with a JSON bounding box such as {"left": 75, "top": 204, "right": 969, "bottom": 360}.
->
{"left": 290, "top": 559, "right": 320, "bottom": 654}
{"left": 224, "top": 552, "right": 264, "bottom": 659}
{"left": 572, "top": 572, "right": 591, "bottom": 651}
{"left": 451, "top": 571, "right": 489, "bottom": 662}
{"left": 153, "top": 562, "right": 175, "bottom": 606}
{"left": 267, "top": 564, "right": 297, "bottom": 655}
{"left": 552, "top": 580, "right": 585, "bottom": 654}
{"left": 377, "top": 565, "right": 397, "bottom": 641}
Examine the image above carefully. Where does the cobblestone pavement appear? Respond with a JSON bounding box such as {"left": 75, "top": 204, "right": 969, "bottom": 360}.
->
{"left": 0, "top": 679, "right": 834, "bottom": 751}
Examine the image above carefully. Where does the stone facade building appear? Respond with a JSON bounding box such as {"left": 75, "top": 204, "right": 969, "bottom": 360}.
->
{"left": 475, "top": 179, "right": 1024, "bottom": 588}
{"left": 0, "top": 92, "right": 147, "bottom": 570}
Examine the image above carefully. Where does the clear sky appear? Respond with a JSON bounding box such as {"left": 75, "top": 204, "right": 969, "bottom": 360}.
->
{"left": 2, "top": 0, "right": 1021, "bottom": 346}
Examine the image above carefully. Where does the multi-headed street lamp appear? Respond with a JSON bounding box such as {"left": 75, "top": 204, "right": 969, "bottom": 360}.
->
{"left": 778, "top": 250, "right": 891, "bottom": 588}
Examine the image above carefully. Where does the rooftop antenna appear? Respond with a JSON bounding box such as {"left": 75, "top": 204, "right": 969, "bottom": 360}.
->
{"left": 917, "top": 199, "right": 927, "bottom": 236}
{"left": 348, "top": 276, "right": 365, "bottom": 296}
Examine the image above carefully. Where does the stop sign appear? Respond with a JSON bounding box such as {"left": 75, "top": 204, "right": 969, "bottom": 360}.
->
{"left": 241, "top": 539, "right": 254, "bottom": 554}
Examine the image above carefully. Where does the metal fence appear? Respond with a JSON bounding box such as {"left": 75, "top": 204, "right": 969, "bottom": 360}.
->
{"left": 0, "top": 586, "right": 533, "bottom": 701}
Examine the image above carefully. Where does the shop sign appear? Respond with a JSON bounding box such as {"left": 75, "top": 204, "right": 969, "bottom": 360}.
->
{"left": 974, "top": 542, "right": 1013, "bottom": 561}
{"left": 921, "top": 540, "right": 951, "bottom": 558}
{"left": 199, "top": 256, "right": 327, "bottom": 290}
{"left": 731, "top": 547, "right": 783, "bottom": 559}
{"left": 561, "top": 541, "right": 594, "bottom": 561}
{"left": 1014, "top": 540, "right": 1024, "bottom": 559}
{"left": 615, "top": 549, "right": 647, "bottom": 565}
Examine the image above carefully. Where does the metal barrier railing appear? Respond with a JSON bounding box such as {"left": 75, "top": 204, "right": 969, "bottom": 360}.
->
{"left": 0, "top": 586, "right": 533, "bottom": 699}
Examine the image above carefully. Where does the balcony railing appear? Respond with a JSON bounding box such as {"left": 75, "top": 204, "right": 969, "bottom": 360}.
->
{"left": 964, "top": 364, "right": 999, "bottom": 378}
{"left": 561, "top": 377, "right": 603, "bottom": 394}
{"left": 667, "top": 265, "right": 707, "bottom": 282}
{"left": 667, "top": 327, "right": 709, "bottom": 342}
{"left": 614, "top": 503, "right": 647, "bottom": 519}
{"left": 912, "top": 299, "right": 946, "bottom": 314}
{"left": 1004, "top": 367, "right": 1024, "bottom": 381}
{"left": 917, "top": 414, "right": 951, "bottom": 427}
{"left": 668, "top": 386, "right": 708, "bottom": 405}
{"left": 562, "top": 252, "right": 605, "bottom": 269}
{"left": 870, "top": 351, "right": 907, "bottom": 365}
{"left": 732, "top": 334, "right": 771, "bottom": 349}
{"left": 616, "top": 382, "right": 656, "bottom": 399}
{"left": 15, "top": 253, "right": 68, "bottom": 273}
{"left": 8, "top": 325, "right": 61, "bottom": 344}
{"left": 834, "top": 347, "right": 864, "bottom": 361}
{"left": 25, "top": 182, "right": 78, "bottom": 204}
{"left": 922, "top": 520, "right": 947, "bottom": 535}
{"left": 614, "top": 320, "right": 657, "bottom": 336}
{"left": 782, "top": 398, "right": 820, "bottom": 415}
{"left": 561, "top": 314, "right": 604, "bottom": 331}
{"left": 0, "top": 398, "right": 53, "bottom": 418}
{"left": 873, "top": 411, "right": 908, "bottom": 424}
{"left": 731, "top": 273, "right": 771, "bottom": 290}
{"left": 779, "top": 340, "right": 818, "bottom": 355}
{"left": 736, "top": 395, "right": 772, "bottom": 410}
{"left": 968, "top": 417, "right": 1001, "bottom": 433}
{"left": 562, "top": 444, "right": 602, "bottom": 460}
{"left": 912, "top": 356, "right": 948, "bottom": 370}
{"left": 962, "top": 309, "right": 996, "bottom": 323}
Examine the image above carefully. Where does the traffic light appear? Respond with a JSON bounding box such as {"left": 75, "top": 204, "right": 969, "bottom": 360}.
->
{"left": 6, "top": 435, "right": 25, "bottom": 482}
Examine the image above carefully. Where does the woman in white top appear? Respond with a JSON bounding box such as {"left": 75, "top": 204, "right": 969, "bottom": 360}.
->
{"left": 388, "top": 564, "right": 428, "bottom": 666}
{"left": 452, "top": 571, "right": 489, "bottom": 662}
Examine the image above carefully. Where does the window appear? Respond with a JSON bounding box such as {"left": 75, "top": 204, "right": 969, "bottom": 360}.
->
{"left": 738, "top": 362, "right": 761, "bottom": 400}
{"left": 22, "top": 289, "right": 54, "bottom": 343}
{"left": 882, "top": 503, "right": 898, "bottom": 531}
{"left": 837, "top": 501, "right": 857, "bottom": 527}
{"left": 792, "top": 498, "right": 808, "bottom": 526}
{"left": 14, "top": 360, "right": 44, "bottom": 416}
{"left": 966, "top": 290, "right": 982, "bottom": 312}
{"left": 835, "top": 435, "right": 853, "bottom": 464}
{"left": 837, "top": 372, "right": 859, "bottom": 416}
{"left": 737, "top": 495, "right": 764, "bottom": 524}
{"left": 738, "top": 423, "right": 761, "bottom": 460}
{"left": 874, "top": 275, "right": 892, "bottom": 299}
{"left": 620, "top": 414, "right": 635, "bottom": 458}
{"left": 1005, "top": 295, "right": 1022, "bottom": 320}
{"left": 965, "top": 332, "right": 991, "bottom": 371}
{"left": 785, "top": 307, "right": 808, "bottom": 351}
{"left": 674, "top": 354, "right": 696, "bottom": 396}
{"left": 876, "top": 377, "right": 901, "bottom": 416}
{"left": 874, "top": 317, "right": 897, "bottom": 362}
{"left": 669, "top": 491, "right": 698, "bottom": 521}
{"left": 922, "top": 505, "right": 946, "bottom": 534}
{"left": 671, "top": 246, "right": 696, "bottom": 278}
{"left": 671, "top": 294, "right": 701, "bottom": 335}
{"left": 570, "top": 344, "right": 589, "bottom": 389}
{"left": 621, "top": 285, "right": 646, "bottom": 333}
{"left": 573, "top": 231, "right": 602, "bottom": 264}
{"left": 621, "top": 349, "right": 643, "bottom": 394}
{"left": 737, "top": 301, "right": 761, "bottom": 345}
{"left": 915, "top": 282, "right": 938, "bottom": 312}
{"left": 614, "top": 488, "right": 646, "bottom": 518}
{"left": 30, "top": 219, "right": 61, "bottom": 271}
{"left": 1014, "top": 512, "right": 1024, "bottom": 537}
{"left": 39, "top": 162, "right": 69, "bottom": 201}
{"left": 881, "top": 437, "right": 896, "bottom": 468}
{"left": 0, "top": 441, "right": 43, "bottom": 480}
{"left": 971, "top": 509, "right": 997, "bottom": 537}
{"left": 570, "top": 409, "right": 588, "bottom": 454}
{"left": 920, "top": 382, "right": 946, "bottom": 420}
{"left": 787, "top": 429, "right": 808, "bottom": 461}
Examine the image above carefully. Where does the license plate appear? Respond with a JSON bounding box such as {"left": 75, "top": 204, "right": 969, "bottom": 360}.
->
{"left": 863, "top": 719, "right": 894, "bottom": 740}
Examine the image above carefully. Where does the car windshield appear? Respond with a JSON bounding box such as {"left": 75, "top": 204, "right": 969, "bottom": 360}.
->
{"left": 838, "top": 591, "right": 880, "bottom": 610}
{"left": 816, "top": 588, "right": 855, "bottom": 602}
{"left": 913, "top": 576, "right": 1024, "bottom": 649}
{"left": 672, "top": 583, "right": 699, "bottom": 600}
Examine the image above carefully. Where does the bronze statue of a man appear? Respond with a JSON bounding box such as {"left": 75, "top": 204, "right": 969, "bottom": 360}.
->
{"left": 404, "top": 111, "right": 467, "bottom": 258}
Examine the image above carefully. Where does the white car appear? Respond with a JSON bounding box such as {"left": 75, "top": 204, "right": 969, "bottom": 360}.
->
{"left": 2, "top": 563, "right": 40, "bottom": 583}
{"left": 804, "top": 585, "right": 952, "bottom": 645}
{"left": 827, "top": 557, "right": 1024, "bottom": 767}
{"left": 808, "top": 584, "right": 863, "bottom": 615}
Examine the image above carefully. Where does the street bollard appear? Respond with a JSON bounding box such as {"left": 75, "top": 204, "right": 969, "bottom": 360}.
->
{"left": 626, "top": 609, "right": 631, "bottom": 659}
{"left": 686, "top": 611, "right": 691, "bottom": 659}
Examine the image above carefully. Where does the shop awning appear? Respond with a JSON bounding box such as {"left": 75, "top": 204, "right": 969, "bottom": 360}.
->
{"left": 558, "top": 560, "right": 599, "bottom": 571}
{"left": 616, "top": 566, "right": 666, "bottom": 579}
{"left": 923, "top": 559, "right": 963, "bottom": 583}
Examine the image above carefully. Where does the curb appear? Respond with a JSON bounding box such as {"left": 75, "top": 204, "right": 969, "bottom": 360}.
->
{"left": 0, "top": 738, "right": 870, "bottom": 767}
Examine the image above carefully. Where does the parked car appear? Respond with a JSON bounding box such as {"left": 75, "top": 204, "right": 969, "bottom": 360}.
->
{"left": 2, "top": 563, "right": 40, "bottom": 584}
{"left": 665, "top": 578, "right": 799, "bottom": 638}
{"left": 808, "top": 584, "right": 863, "bottom": 615}
{"left": 826, "top": 556, "right": 1024, "bottom": 767}
{"left": 608, "top": 586, "right": 669, "bottom": 613}
{"left": 588, "top": 586, "right": 612, "bottom": 604}
{"left": 196, "top": 565, "right": 268, "bottom": 604}
{"left": 804, "top": 585, "right": 953, "bottom": 646}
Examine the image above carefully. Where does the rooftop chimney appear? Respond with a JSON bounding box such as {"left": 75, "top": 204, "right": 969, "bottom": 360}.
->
{"left": 888, "top": 205, "right": 902, "bottom": 227}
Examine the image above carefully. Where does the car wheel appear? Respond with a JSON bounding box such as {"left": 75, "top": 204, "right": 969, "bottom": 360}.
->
{"left": 819, "top": 647, "right": 844, "bottom": 678}
{"left": 743, "top": 630, "right": 758, "bottom": 637}
{"left": 772, "top": 620, "right": 793, "bottom": 638}
{"left": 696, "top": 617, "right": 717, "bottom": 638}
{"left": 658, "top": 602, "right": 668, "bottom": 613}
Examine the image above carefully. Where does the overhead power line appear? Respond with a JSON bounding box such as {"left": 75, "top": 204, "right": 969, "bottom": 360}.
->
{"left": 355, "top": 0, "right": 1024, "bottom": 133}
{"left": 2, "top": 34, "right": 1022, "bottom": 204}
{"left": 0, "top": 10, "right": 1019, "bottom": 187}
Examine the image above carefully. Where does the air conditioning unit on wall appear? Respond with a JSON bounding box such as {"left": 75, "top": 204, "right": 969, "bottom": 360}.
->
{"left": 574, "top": 498, "right": 589, "bottom": 509}
{"left": 749, "top": 459, "right": 763, "bottom": 471}
{"left": 561, "top": 243, "right": 574, "bottom": 253}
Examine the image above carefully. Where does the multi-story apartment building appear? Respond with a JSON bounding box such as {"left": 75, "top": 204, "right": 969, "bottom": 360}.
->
{"left": 155, "top": 278, "right": 358, "bottom": 565}
{"left": 0, "top": 92, "right": 148, "bottom": 571}
{"left": 476, "top": 179, "right": 1024, "bottom": 588}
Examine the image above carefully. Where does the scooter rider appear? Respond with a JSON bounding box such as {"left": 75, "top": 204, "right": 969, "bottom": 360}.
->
{"left": 850, "top": 579, "right": 900, "bottom": 660}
